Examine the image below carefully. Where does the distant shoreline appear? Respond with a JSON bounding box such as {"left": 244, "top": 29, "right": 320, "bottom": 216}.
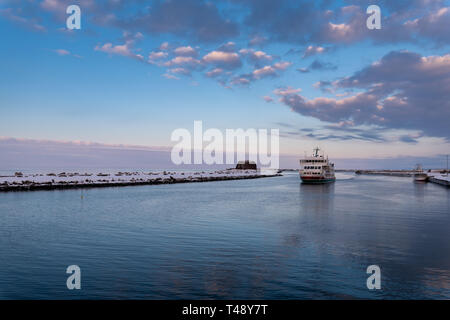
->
{"left": 281, "top": 168, "right": 449, "bottom": 175}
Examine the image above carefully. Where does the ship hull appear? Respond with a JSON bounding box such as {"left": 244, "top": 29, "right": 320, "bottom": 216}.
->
{"left": 413, "top": 174, "right": 428, "bottom": 182}
{"left": 300, "top": 176, "right": 336, "bottom": 184}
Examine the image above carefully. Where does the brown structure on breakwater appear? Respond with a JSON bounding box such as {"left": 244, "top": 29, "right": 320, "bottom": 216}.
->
{"left": 235, "top": 160, "right": 257, "bottom": 170}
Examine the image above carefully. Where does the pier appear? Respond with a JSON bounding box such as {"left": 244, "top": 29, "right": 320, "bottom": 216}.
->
{"left": 428, "top": 174, "right": 450, "bottom": 187}
{"left": 354, "top": 170, "right": 414, "bottom": 177}
{"left": 353, "top": 170, "right": 450, "bottom": 187}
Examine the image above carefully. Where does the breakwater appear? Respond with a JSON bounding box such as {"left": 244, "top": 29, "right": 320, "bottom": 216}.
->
{"left": 354, "top": 170, "right": 450, "bottom": 187}
{"left": 0, "top": 170, "right": 281, "bottom": 192}
{"left": 428, "top": 174, "right": 450, "bottom": 187}
{"left": 355, "top": 170, "right": 414, "bottom": 177}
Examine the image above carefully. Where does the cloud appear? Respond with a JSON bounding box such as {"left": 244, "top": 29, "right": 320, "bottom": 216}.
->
{"left": 399, "top": 135, "right": 419, "bottom": 144}
{"left": 216, "top": 41, "right": 237, "bottom": 52}
{"left": 409, "top": 7, "right": 450, "bottom": 44}
{"left": 174, "top": 46, "right": 198, "bottom": 57}
{"left": 148, "top": 51, "right": 168, "bottom": 64}
{"left": 236, "top": 0, "right": 450, "bottom": 46}
{"left": 168, "top": 67, "right": 192, "bottom": 76}
{"left": 274, "top": 86, "right": 302, "bottom": 96}
{"left": 163, "top": 73, "right": 180, "bottom": 80}
{"left": 146, "top": 41, "right": 288, "bottom": 84}
{"left": 297, "top": 67, "right": 310, "bottom": 73}
{"left": 297, "top": 60, "right": 338, "bottom": 73}
{"left": 231, "top": 61, "right": 292, "bottom": 86}
{"left": 40, "top": 0, "right": 96, "bottom": 13}
{"left": 162, "top": 73, "right": 180, "bottom": 80}
{"left": 4, "top": 0, "right": 450, "bottom": 49}
{"left": 118, "top": 0, "right": 239, "bottom": 43}
{"left": 205, "top": 68, "right": 224, "bottom": 78}
{"left": 248, "top": 35, "right": 268, "bottom": 47}
{"left": 309, "top": 59, "right": 337, "bottom": 71}
{"left": 279, "top": 128, "right": 387, "bottom": 142}
{"left": 239, "top": 48, "right": 273, "bottom": 66}
{"left": 236, "top": 0, "right": 364, "bottom": 44}
{"left": 371, "top": 2, "right": 450, "bottom": 45}
{"left": 202, "top": 50, "right": 242, "bottom": 69}
{"left": 54, "top": 49, "right": 70, "bottom": 56}
{"left": 302, "top": 45, "right": 328, "bottom": 58}
{"left": 164, "top": 56, "right": 203, "bottom": 68}
{"left": 263, "top": 96, "right": 274, "bottom": 103}
{"left": 159, "top": 54, "right": 204, "bottom": 78}
{"left": 95, "top": 42, "right": 143, "bottom": 61}
{"left": 322, "top": 21, "right": 364, "bottom": 44}
{"left": 253, "top": 61, "right": 291, "bottom": 78}
{"left": 275, "top": 121, "right": 420, "bottom": 143}
{"left": 53, "top": 48, "right": 82, "bottom": 58}
{"left": 159, "top": 42, "right": 170, "bottom": 50}
{"left": 95, "top": 32, "right": 144, "bottom": 61}
{"left": 273, "top": 51, "right": 450, "bottom": 139}
{"left": 40, "top": 0, "right": 107, "bottom": 23}
{"left": 0, "top": 7, "right": 46, "bottom": 32}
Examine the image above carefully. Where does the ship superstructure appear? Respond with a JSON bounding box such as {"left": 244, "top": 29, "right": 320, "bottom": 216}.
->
{"left": 299, "top": 147, "right": 336, "bottom": 184}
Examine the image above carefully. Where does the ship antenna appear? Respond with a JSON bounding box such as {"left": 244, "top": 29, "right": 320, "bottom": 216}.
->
{"left": 314, "top": 146, "right": 320, "bottom": 157}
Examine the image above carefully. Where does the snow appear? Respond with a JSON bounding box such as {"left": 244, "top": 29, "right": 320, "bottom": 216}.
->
{"left": 428, "top": 173, "right": 450, "bottom": 182}
{"left": 0, "top": 169, "right": 279, "bottom": 189}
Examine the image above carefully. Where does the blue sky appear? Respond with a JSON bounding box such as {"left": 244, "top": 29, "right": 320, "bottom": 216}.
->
{"left": 0, "top": 0, "right": 449, "bottom": 169}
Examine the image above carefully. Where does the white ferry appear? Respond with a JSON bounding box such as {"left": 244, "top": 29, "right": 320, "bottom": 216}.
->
{"left": 299, "top": 147, "right": 336, "bottom": 184}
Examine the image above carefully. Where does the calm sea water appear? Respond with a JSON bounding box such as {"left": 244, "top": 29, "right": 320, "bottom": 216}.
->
{"left": 0, "top": 172, "right": 449, "bottom": 299}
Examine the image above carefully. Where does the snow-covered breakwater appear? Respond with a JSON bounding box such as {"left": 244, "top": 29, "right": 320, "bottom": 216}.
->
{"left": 427, "top": 173, "right": 450, "bottom": 187}
{"left": 0, "top": 170, "right": 281, "bottom": 192}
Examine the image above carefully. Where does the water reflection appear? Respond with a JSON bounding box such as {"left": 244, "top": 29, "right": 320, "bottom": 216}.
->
{"left": 280, "top": 182, "right": 335, "bottom": 249}
{"left": 299, "top": 183, "right": 335, "bottom": 215}
{"left": 413, "top": 180, "right": 426, "bottom": 202}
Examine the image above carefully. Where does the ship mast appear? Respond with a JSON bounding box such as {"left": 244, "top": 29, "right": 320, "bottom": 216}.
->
{"left": 313, "top": 147, "right": 320, "bottom": 157}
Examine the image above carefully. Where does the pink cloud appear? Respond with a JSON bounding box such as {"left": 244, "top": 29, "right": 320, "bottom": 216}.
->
{"left": 252, "top": 61, "right": 291, "bottom": 79}
{"left": 263, "top": 96, "right": 274, "bottom": 103}
{"left": 55, "top": 49, "right": 70, "bottom": 56}
{"left": 202, "top": 50, "right": 241, "bottom": 69}
{"left": 205, "top": 68, "right": 224, "bottom": 78}
{"left": 274, "top": 51, "right": 450, "bottom": 139}
{"left": 95, "top": 32, "right": 144, "bottom": 61}
{"left": 174, "top": 46, "right": 198, "bottom": 57}
{"left": 240, "top": 48, "right": 273, "bottom": 64}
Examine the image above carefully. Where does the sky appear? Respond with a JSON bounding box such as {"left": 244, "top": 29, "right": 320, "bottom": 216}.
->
{"left": 0, "top": 0, "right": 449, "bottom": 169}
